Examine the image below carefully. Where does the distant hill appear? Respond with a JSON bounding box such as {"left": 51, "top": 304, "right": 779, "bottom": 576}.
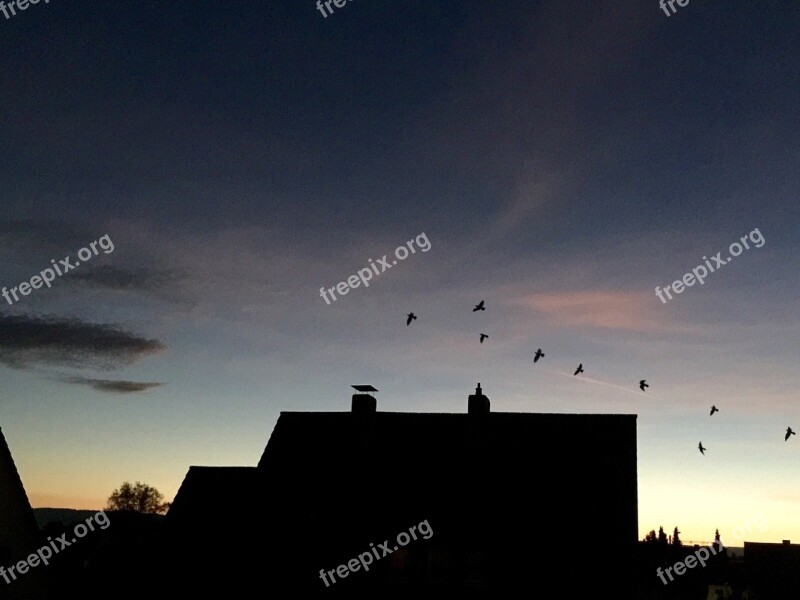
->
{"left": 33, "top": 508, "right": 103, "bottom": 529}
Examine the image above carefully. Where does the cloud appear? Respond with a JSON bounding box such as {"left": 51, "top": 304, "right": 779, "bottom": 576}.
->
{"left": 510, "top": 290, "right": 670, "bottom": 333}
{"left": 0, "top": 313, "right": 165, "bottom": 370}
{"left": 62, "top": 377, "right": 163, "bottom": 394}
{"left": 71, "top": 265, "right": 185, "bottom": 293}
{"left": 544, "top": 367, "right": 653, "bottom": 399}
{"left": 489, "top": 161, "right": 576, "bottom": 240}
{"left": 0, "top": 219, "right": 97, "bottom": 258}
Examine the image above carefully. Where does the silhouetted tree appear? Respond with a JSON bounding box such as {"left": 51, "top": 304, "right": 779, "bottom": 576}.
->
{"left": 644, "top": 529, "right": 657, "bottom": 543}
{"left": 657, "top": 526, "right": 668, "bottom": 547}
{"left": 106, "top": 481, "right": 169, "bottom": 514}
{"left": 673, "top": 526, "right": 682, "bottom": 547}
{"left": 713, "top": 528, "right": 723, "bottom": 554}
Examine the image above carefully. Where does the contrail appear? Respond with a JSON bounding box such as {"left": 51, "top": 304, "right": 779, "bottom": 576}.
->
{"left": 543, "top": 367, "right": 654, "bottom": 399}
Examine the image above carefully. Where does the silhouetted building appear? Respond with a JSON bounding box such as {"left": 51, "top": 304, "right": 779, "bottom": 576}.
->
{"left": 167, "top": 465, "right": 261, "bottom": 559}
{"left": 167, "top": 384, "right": 639, "bottom": 598}
{"left": 0, "top": 427, "right": 48, "bottom": 599}
{"left": 744, "top": 540, "right": 800, "bottom": 600}
{"left": 636, "top": 539, "right": 735, "bottom": 600}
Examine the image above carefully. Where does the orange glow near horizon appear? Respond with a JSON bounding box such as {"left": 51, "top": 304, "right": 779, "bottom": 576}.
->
{"left": 27, "top": 493, "right": 107, "bottom": 511}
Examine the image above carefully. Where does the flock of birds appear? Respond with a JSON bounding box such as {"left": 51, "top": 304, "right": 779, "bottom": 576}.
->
{"left": 405, "top": 300, "right": 796, "bottom": 454}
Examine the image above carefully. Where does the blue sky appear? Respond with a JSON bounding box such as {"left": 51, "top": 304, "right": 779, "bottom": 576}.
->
{"left": 0, "top": 0, "right": 799, "bottom": 543}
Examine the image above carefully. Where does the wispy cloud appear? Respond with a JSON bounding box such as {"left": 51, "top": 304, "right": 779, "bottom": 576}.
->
{"left": 510, "top": 290, "right": 671, "bottom": 333}
{"left": 0, "top": 313, "right": 165, "bottom": 370}
{"left": 545, "top": 367, "right": 653, "bottom": 399}
{"left": 489, "top": 162, "right": 576, "bottom": 240}
{"left": 0, "top": 219, "right": 97, "bottom": 259}
{"left": 62, "top": 376, "right": 163, "bottom": 394}
{"left": 72, "top": 265, "right": 185, "bottom": 292}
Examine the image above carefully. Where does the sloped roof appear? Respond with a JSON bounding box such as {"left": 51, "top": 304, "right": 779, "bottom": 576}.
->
{"left": 167, "top": 466, "right": 260, "bottom": 525}
{"left": 0, "top": 427, "right": 40, "bottom": 546}
{"left": 168, "top": 408, "right": 638, "bottom": 543}
{"left": 254, "top": 409, "right": 638, "bottom": 540}
{"left": 164, "top": 407, "right": 639, "bottom": 596}
{"left": 257, "top": 410, "right": 637, "bottom": 472}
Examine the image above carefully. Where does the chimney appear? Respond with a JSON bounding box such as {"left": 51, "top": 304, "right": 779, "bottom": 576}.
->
{"left": 468, "top": 383, "right": 490, "bottom": 416}
{"left": 351, "top": 385, "right": 378, "bottom": 414}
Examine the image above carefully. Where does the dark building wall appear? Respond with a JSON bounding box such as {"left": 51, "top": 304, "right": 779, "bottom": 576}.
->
{"left": 745, "top": 541, "right": 800, "bottom": 600}
{"left": 254, "top": 410, "right": 638, "bottom": 598}
{"left": 166, "top": 387, "right": 638, "bottom": 598}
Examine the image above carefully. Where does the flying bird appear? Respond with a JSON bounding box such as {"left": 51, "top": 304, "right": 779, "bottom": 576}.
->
{"left": 473, "top": 300, "right": 485, "bottom": 312}
{"left": 698, "top": 442, "right": 706, "bottom": 455}
{"left": 710, "top": 405, "right": 719, "bottom": 416}
{"left": 406, "top": 313, "right": 417, "bottom": 326}
{"left": 533, "top": 349, "right": 545, "bottom": 363}
{"left": 480, "top": 334, "right": 488, "bottom": 343}
{"left": 639, "top": 380, "right": 649, "bottom": 391}
{"left": 786, "top": 427, "right": 796, "bottom": 441}
{"left": 574, "top": 363, "right": 584, "bottom": 376}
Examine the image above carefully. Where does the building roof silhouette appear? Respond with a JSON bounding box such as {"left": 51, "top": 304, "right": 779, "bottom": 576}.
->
{"left": 167, "top": 384, "right": 639, "bottom": 598}
{"left": 0, "top": 427, "right": 48, "bottom": 599}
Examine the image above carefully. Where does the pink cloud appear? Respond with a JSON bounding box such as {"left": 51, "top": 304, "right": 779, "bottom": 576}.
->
{"left": 512, "top": 290, "right": 672, "bottom": 332}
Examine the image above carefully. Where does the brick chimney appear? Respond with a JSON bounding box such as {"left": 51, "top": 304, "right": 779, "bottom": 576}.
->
{"left": 468, "top": 383, "right": 490, "bottom": 416}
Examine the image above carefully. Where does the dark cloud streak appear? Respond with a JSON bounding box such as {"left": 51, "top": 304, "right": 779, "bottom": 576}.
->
{"left": 71, "top": 265, "right": 185, "bottom": 292}
{"left": 63, "top": 377, "right": 164, "bottom": 394}
{"left": 0, "top": 314, "right": 165, "bottom": 370}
